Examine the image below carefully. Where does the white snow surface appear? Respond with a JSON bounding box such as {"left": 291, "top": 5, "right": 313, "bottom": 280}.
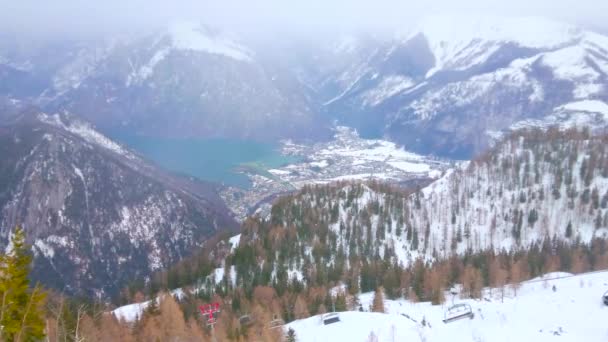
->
{"left": 287, "top": 271, "right": 608, "bottom": 341}
{"left": 309, "top": 160, "right": 329, "bottom": 168}
{"left": 514, "top": 100, "right": 608, "bottom": 129}
{"left": 167, "top": 22, "right": 252, "bottom": 62}
{"left": 387, "top": 161, "right": 430, "bottom": 173}
{"left": 37, "top": 113, "right": 132, "bottom": 158}
{"left": 268, "top": 127, "right": 444, "bottom": 188}
{"left": 113, "top": 301, "right": 149, "bottom": 322}
{"left": 414, "top": 14, "right": 581, "bottom": 76}
{"left": 229, "top": 234, "right": 241, "bottom": 252}
{"left": 346, "top": 15, "right": 608, "bottom": 127}
{"left": 362, "top": 75, "right": 415, "bottom": 106}
{"left": 214, "top": 266, "right": 237, "bottom": 286}
{"left": 128, "top": 22, "right": 252, "bottom": 84}
{"left": 559, "top": 100, "right": 608, "bottom": 118}
{"left": 112, "top": 289, "right": 185, "bottom": 322}
{"left": 317, "top": 129, "right": 424, "bottom": 164}
{"left": 268, "top": 169, "right": 291, "bottom": 175}
{"left": 404, "top": 25, "right": 608, "bottom": 124}
{"left": 33, "top": 240, "right": 55, "bottom": 259}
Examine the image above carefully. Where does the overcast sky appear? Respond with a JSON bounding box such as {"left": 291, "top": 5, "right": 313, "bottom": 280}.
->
{"left": 1, "top": 0, "right": 607, "bottom": 38}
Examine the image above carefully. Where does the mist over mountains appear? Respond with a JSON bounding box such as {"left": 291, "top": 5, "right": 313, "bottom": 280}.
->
{"left": 2, "top": 11, "right": 608, "bottom": 303}
{"left": 2, "top": 15, "right": 608, "bottom": 156}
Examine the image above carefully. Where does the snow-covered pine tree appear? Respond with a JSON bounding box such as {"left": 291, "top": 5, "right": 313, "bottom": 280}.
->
{"left": 286, "top": 327, "right": 297, "bottom": 342}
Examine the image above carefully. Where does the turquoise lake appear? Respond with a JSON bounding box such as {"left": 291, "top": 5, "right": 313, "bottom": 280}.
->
{"left": 108, "top": 133, "right": 297, "bottom": 189}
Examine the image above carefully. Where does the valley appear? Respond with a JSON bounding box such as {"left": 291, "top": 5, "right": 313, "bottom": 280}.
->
{"left": 109, "top": 125, "right": 450, "bottom": 221}
{"left": 218, "top": 126, "right": 449, "bottom": 220}
{"left": 2, "top": 7, "right": 608, "bottom": 341}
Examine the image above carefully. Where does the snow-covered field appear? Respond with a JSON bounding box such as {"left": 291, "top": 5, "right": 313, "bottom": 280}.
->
{"left": 111, "top": 271, "right": 608, "bottom": 341}
{"left": 113, "top": 288, "right": 186, "bottom": 322}
{"left": 287, "top": 271, "right": 608, "bottom": 342}
{"left": 275, "top": 126, "right": 446, "bottom": 186}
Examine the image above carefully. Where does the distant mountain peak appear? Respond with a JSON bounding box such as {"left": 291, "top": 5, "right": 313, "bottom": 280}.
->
{"left": 413, "top": 14, "right": 582, "bottom": 47}
{"left": 164, "top": 21, "right": 253, "bottom": 62}
{"left": 409, "top": 15, "right": 583, "bottom": 77}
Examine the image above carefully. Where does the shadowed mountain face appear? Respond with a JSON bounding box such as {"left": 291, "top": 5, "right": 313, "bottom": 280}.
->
{"left": 0, "top": 112, "right": 238, "bottom": 297}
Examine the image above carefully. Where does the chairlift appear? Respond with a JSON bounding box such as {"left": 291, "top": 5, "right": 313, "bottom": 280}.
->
{"left": 603, "top": 291, "right": 608, "bottom": 306}
{"left": 442, "top": 303, "right": 474, "bottom": 323}
{"left": 239, "top": 314, "right": 254, "bottom": 326}
{"left": 322, "top": 312, "right": 341, "bottom": 325}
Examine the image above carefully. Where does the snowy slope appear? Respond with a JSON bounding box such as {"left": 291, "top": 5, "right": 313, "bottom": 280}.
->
{"left": 113, "top": 289, "right": 186, "bottom": 322}
{"left": 167, "top": 22, "right": 252, "bottom": 61}
{"left": 131, "top": 22, "right": 253, "bottom": 84}
{"left": 325, "top": 14, "right": 586, "bottom": 108}
{"left": 37, "top": 112, "right": 132, "bottom": 157}
{"left": 246, "top": 130, "right": 608, "bottom": 274}
{"left": 287, "top": 271, "right": 608, "bottom": 342}
{"left": 414, "top": 15, "right": 582, "bottom": 77}
{"left": 401, "top": 22, "right": 608, "bottom": 123}
{"left": 318, "top": 15, "right": 608, "bottom": 158}
{"left": 408, "top": 132, "right": 608, "bottom": 254}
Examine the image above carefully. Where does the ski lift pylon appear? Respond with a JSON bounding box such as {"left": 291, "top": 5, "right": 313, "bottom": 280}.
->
{"left": 199, "top": 302, "right": 221, "bottom": 326}
{"left": 206, "top": 317, "right": 217, "bottom": 326}
{"left": 239, "top": 314, "right": 254, "bottom": 326}
{"left": 442, "top": 303, "right": 474, "bottom": 323}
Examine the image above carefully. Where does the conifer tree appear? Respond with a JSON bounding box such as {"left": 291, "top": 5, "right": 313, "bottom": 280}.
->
{"left": 411, "top": 229, "right": 419, "bottom": 250}
{"left": 286, "top": 327, "right": 297, "bottom": 342}
{"left": 565, "top": 221, "right": 573, "bottom": 238}
{"left": 0, "top": 226, "right": 47, "bottom": 342}
{"left": 334, "top": 293, "right": 347, "bottom": 312}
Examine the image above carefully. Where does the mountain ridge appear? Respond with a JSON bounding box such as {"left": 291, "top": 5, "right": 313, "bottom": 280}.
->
{"left": 315, "top": 15, "right": 608, "bottom": 157}
{"left": 0, "top": 110, "right": 238, "bottom": 297}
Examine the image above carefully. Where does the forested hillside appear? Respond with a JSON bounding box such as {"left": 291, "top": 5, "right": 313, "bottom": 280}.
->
{"left": 0, "top": 112, "right": 237, "bottom": 297}
{"left": 98, "top": 127, "right": 608, "bottom": 341}
{"left": 220, "top": 128, "right": 608, "bottom": 295}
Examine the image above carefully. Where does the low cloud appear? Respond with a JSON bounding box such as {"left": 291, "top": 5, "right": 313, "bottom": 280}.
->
{"left": 1, "top": 0, "right": 606, "bottom": 38}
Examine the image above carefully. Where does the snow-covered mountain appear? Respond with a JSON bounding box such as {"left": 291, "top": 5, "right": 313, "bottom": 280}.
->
{"left": 0, "top": 22, "right": 329, "bottom": 142}
{"left": 318, "top": 15, "right": 608, "bottom": 158}
{"left": 3, "top": 16, "right": 608, "bottom": 158}
{"left": 0, "top": 111, "right": 238, "bottom": 297}
{"left": 50, "top": 22, "right": 329, "bottom": 141}
{"left": 412, "top": 15, "right": 582, "bottom": 77}
{"left": 205, "top": 128, "right": 608, "bottom": 295}
{"left": 105, "top": 128, "right": 608, "bottom": 340}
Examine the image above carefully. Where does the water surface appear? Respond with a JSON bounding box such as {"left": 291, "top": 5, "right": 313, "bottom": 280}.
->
{"left": 109, "top": 133, "right": 297, "bottom": 189}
